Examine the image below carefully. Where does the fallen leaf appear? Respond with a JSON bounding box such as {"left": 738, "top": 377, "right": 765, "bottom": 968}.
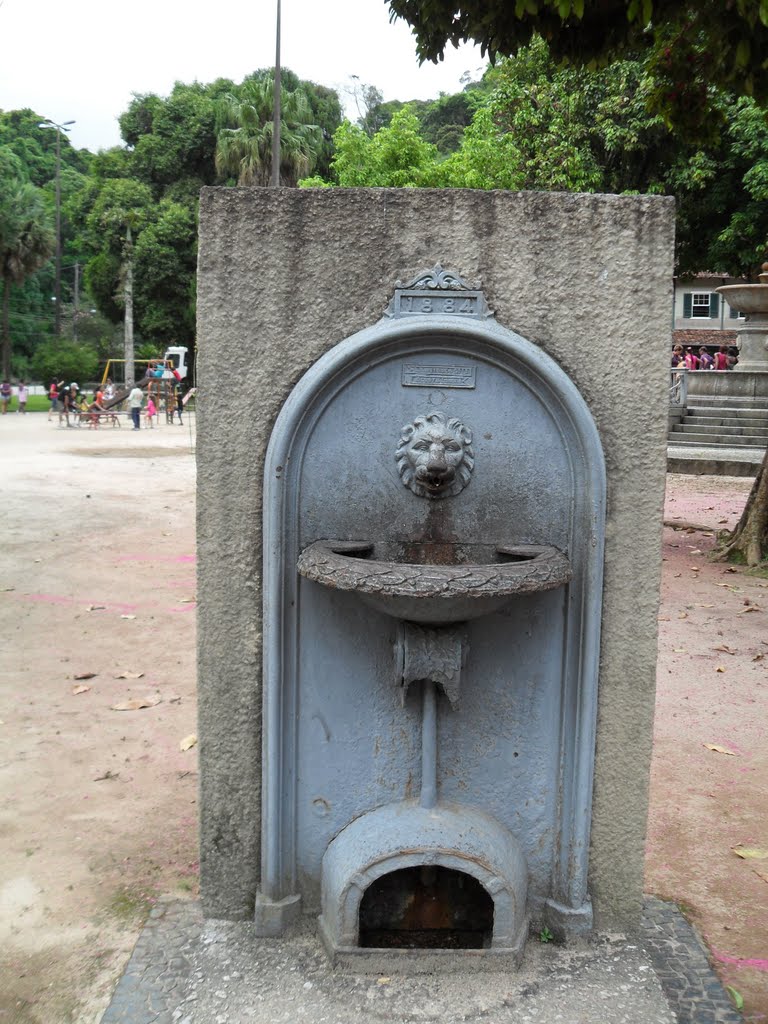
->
{"left": 689, "top": 549, "right": 703, "bottom": 556}
{"left": 111, "top": 696, "right": 161, "bottom": 711}
{"left": 739, "top": 605, "right": 761, "bottom": 614}
{"left": 732, "top": 845, "right": 768, "bottom": 860}
{"left": 120, "top": 614, "right": 137, "bottom": 620}
{"left": 696, "top": 603, "right": 715, "bottom": 608}
{"left": 74, "top": 671, "right": 97, "bottom": 680}
{"left": 678, "top": 611, "right": 688, "bottom": 619}
{"left": 726, "top": 987, "right": 745, "bottom": 1011}
{"left": 376, "top": 977, "right": 391, "bottom": 986}
{"left": 716, "top": 666, "right": 726, "bottom": 673}
{"left": 179, "top": 734, "right": 197, "bottom": 751}
{"left": 179, "top": 597, "right": 196, "bottom": 604}
{"left": 673, "top": 648, "right": 687, "bottom": 654}
{"left": 755, "top": 870, "right": 768, "bottom": 884}
{"left": 86, "top": 604, "right": 106, "bottom": 611}
{"left": 712, "top": 645, "right": 737, "bottom": 655}
{"left": 753, "top": 654, "right": 765, "bottom": 662}
{"left": 703, "top": 743, "right": 738, "bottom": 755}
{"left": 94, "top": 770, "right": 119, "bottom": 781}
{"left": 718, "top": 518, "right": 729, "bottom": 524}
{"left": 71, "top": 684, "right": 91, "bottom": 695}
{"left": 724, "top": 567, "right": 738, "bottom": 573}
{"left": 114, "top": 671, "right": 144, "bottom": 679}
{"left": 1, "top": 586, "right": 15, "bottom": 592}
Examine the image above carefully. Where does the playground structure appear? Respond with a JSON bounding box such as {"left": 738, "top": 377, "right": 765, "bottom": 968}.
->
{"left": 98, "top": 346, "right": 192, "bottom": 422}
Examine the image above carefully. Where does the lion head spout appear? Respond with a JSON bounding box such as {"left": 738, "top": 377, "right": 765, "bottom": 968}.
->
{"left": 396, "top": 411, "right": 474, "bottom": 499}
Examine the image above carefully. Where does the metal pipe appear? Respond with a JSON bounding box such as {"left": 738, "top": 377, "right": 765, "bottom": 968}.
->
{"left": 270, "top": 0, "right": 282, "bottom": 187}
{"left": 420, "top": 680, "right": 438, "bottom": 809}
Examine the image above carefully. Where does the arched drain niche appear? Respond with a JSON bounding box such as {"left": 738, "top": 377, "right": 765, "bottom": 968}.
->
{"left": 318, "top": 802, "right": 528, "bottom": 969}
{"left": 359, "top": 865, "right": 494, "bottom": 949}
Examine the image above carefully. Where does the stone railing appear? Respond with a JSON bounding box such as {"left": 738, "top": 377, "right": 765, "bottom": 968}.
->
{"left": 669, "top": 366, "right": 688, "bottom": 407}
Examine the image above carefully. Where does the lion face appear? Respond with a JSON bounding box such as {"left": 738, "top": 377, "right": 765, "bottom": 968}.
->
{"left": 396, "top": 412, "right": 474, "bottom": 499}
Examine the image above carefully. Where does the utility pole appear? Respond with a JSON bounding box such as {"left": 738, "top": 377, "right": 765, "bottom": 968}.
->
{"left": 38, "top": 118, "right": 75, "bottom": 336}
{"left": 270, "top": 0, "right": 281, "bottom": 187}
{"left": 73, "top": 262, "right": 80, "bottom": 340}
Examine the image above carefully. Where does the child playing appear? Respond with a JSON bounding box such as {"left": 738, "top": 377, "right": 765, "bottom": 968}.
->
{"left": 145, "top": 395, "right": 157, "bottom": 429}
{"left": 17, "top": 381, "right": 29, "bottom": 413}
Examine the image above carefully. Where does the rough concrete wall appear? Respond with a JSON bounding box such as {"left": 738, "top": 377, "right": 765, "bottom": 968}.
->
{"left": 196, "top": 188, "right": 675, "bottom": 927}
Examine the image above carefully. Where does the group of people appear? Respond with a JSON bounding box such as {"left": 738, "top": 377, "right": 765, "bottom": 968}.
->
{"left": 47, "top": 377, "right": 185, "bottom": 429}
{"left": 49, "top": 380, "right": 111, "bottom": 428}
{"left": 1, "top": 380, "right": 29, "bottom": 414}
{"left": 127, "top": 381, "right": 186, "bottom": 430}
{"left": 671, "top": 344, "right": 737, "bottom": 371}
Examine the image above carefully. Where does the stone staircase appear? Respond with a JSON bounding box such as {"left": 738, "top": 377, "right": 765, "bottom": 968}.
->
{"left": 669, "top": 396, "right": 768, "bottom": 448}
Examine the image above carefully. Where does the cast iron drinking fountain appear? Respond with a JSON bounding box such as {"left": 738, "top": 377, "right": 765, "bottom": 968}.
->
{"left": 255, "top": 266, "right": 606, "bottom": 970}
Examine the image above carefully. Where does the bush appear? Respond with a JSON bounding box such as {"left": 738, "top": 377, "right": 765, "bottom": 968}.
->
{"left": 31, "top": 341, "right": 99, "bottom": 387}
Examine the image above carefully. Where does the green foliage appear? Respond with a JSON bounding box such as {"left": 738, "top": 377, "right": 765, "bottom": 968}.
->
{"left": 133, "top": 200, "right": 197, "bottom": 344}
{"left": 84, "top": 251, "right": 123, "bottom": 323}
{"left": 327, "top": 108, "right": 441, "bottom": 187}
{"left": 120, "top": 84, "right": 220, "bottom": 192}
{"left": 387, "top": 0, "right": 768, "bottom": 135}
{"left": 0, "top": 164, "right": 55, "bottom": 375}
{"left": 31, "top": 339, "right": 98, "bottom": 385}
{"left": 215, "top": 73, "right": 324, "bottom": 186}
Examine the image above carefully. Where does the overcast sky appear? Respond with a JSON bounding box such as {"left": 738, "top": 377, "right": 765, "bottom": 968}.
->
{"left": 0, "top": 0, "right": 485, "bottom": 153}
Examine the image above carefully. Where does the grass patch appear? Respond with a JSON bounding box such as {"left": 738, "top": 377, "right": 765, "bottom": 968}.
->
{"left": 107, "top": 884, "right": 156, "bottom": 923}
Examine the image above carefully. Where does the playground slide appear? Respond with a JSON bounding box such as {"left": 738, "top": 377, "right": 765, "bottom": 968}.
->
{"left": 100, "top": 376, "right": 151, "bottom": 411}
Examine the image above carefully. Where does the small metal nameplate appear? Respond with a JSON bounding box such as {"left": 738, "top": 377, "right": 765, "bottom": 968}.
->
{"left": 402, "top": 363, "right": 476, "bottom": 389}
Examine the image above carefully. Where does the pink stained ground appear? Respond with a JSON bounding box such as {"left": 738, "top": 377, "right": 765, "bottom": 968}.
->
{"left": 0, "top": 414, "right": 765, "bottom": 1021}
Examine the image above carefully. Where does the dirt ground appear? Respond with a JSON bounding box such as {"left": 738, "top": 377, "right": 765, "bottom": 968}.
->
{"left": 0, "top": 414, "right": 766, "bottom": 1023}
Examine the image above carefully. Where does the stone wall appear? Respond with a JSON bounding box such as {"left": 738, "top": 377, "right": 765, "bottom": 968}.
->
{"left": 196, "top": 188, "right": 675, "bottom": 929}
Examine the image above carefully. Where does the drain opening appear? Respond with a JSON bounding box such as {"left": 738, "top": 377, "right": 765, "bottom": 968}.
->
{"left": 358, "top": 866, "right": 494, "bottom": 949}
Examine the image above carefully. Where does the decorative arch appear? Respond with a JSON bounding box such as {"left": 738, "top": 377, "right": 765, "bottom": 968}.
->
{"left": 255, "top": 309, "right": 606, "bottom": 944}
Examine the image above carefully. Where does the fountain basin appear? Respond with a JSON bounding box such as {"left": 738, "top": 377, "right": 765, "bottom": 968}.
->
{"left": 716, "top": 284, "right": 768, "bottom": 317}
{"left": 297, "top": 540, "right": 571, "bottom": 624}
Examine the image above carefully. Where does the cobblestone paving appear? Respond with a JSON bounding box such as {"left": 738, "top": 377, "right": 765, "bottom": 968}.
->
{"left": 643, "top": 897, "right": 743, "bottom": 1024}
{"left": 100, "top": 901, "right": 202, "bottom": 1024}
{"left": 99, "top": 897, "right": 742, "bottom": 1023}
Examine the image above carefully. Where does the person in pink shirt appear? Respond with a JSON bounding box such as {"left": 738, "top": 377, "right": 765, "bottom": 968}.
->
{"left": 144, "top": 395, "right": 157, "bottom": 429}
{"left": 713, "top": 345, "right": 730, "bottom": 370}
{"left": 684, "top": 348, "right": 699, "bottom": 370}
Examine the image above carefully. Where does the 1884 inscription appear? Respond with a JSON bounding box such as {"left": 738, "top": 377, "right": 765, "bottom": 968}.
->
{"left": 397, "top": 293, "right": 479, "bottom": 316}
{"left": 384, "top": 264, "right": 493, "bottom": 321}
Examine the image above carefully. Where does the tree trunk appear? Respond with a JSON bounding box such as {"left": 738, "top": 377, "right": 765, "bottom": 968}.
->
{"left": 712, "top": 446, "right": 768, "bottom": 566}
{"left": 1, "top": 280, "right": 10, "bottom": 380}
{"left": 124, "top": 227, "right": 135, "bottom": 388}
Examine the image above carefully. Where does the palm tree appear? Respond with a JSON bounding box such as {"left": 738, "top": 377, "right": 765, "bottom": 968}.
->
{"left": 0, "top": 180, "right": 54, "bottom": 378}
{"left": 215, "top": 75, "right": 322, "bottom": 186}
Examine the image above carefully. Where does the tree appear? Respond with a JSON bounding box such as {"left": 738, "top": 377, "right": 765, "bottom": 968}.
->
{"left": 0, "top": 152, "right": 54, "bottom": 377}
{"left": 133, "top": 200, "right": 197, "bottom": 345}
{"left": 83, "top": 179, "right": 154, "bottom": 384}
{"left": 215, "top": 74, "right": 323, "bottom": 186}
{"left": 305, "top": 108, "right": 441, "bottom": 188}
{"left": 386, "top": 0, "right": 768, "bottom": 135}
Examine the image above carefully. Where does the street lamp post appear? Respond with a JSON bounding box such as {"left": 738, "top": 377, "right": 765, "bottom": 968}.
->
{"left": 39, "top": 118, "right": 75, "bottom": 336}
